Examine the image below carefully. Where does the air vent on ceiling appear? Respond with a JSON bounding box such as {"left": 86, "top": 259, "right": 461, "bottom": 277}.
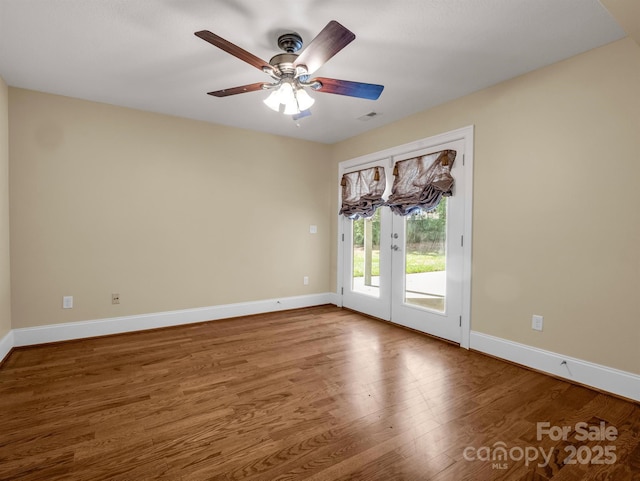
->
{"left": 358, "top": 111, "right": 380, "bottom": 121}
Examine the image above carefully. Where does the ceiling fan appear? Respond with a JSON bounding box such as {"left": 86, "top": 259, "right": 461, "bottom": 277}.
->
{"left": 194, "top": 21, "right": 384, "bottom": 117}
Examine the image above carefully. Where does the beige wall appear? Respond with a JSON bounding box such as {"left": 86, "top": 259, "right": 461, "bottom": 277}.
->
{"left": 601, "top": 0, "right": 640, "bottom": 46}
{"left": 332, "top": 38, "right": 640, "bottom": 374}
{"left": 0, "top": 77, "right": 10, "bottom": 338}
{"left": 9, "top": 89, "right": 331, "bottom": 328}
{"left": 5, "top": 38, "right": 640, "bottom": 376}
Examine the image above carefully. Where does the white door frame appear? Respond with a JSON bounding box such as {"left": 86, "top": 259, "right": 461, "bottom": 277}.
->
{"left": 337, "top": 125, "right": 474, "bottom": 349}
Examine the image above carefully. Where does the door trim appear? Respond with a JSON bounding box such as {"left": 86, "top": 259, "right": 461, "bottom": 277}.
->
{"left": 337, "top": 125, "right": 474, "bottom": 348}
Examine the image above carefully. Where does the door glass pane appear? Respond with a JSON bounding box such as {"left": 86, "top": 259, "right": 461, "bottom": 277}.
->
{"left": 404, "top": 198, "right": 446, "bottom": 312}
{"left": 352, "top": 209, "right": 381, "bottom": 297}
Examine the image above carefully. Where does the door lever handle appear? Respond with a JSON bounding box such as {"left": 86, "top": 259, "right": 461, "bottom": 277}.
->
{"left": 391, "top": 245, "right": 399, "bottom": 251}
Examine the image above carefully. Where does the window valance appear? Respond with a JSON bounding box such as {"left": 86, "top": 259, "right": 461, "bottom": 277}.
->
{"left": 386, "top": 150, "right": 456, "bottom": 216}
{"left": 339, "top": 150, "right": 456, "bottom": 218}
{"left": 339, "top": 166, "right": 386, "bottom": 219}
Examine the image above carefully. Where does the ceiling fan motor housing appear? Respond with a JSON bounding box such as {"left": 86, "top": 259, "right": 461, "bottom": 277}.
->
{"left": 268, "top": 53, "right": 299, "bottom": 77}
{"left": 277, "top": 32, "right": 303, "bottom": 53}
{"left": 271, "top": 33, "right": 304, "bottom": 77}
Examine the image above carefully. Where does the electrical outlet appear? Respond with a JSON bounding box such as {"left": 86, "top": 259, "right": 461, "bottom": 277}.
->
{"left": 62, "top": 296, "right": 73, "bottom": 309}
{"left": 112, "top": 293, "right": 120, "bottom": 305}
{"left": 303, "top": 276, "right": 309, "bottom": 285}
{"left": 532, "top": 315, "right": 543, "bottom": 331}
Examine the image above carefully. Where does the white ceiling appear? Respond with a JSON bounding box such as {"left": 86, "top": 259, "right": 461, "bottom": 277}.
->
{"left": 0, "top": 0, "right": 625, "bottom": 144}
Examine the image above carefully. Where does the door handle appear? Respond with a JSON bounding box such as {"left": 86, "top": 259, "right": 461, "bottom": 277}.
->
{"left": 391, "top": 245, "right": 399, "bottom": 251}
{"left": 393, "top": 233, "right": 399, "bottom": 239}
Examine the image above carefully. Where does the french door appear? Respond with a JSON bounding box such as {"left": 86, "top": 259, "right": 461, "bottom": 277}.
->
{"left": 340, "top": 136, "right": 468, "bottom": 345}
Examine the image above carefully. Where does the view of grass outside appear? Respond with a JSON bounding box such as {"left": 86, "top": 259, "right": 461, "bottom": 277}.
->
{"left": 352, "top": 199, "right": 447, "bottom": 278}
{"left": 352, "top": 249, "right": 445, "bottom": 277}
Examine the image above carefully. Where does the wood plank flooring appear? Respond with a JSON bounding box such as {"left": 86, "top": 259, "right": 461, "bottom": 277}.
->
{"left": 0, "top": 305, "right": 638, "bottom": 480}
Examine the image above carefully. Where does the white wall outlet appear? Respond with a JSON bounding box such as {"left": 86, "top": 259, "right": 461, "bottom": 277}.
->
{"left": 309, "top": 225, "right": 317, "bottom": 234}
{"left": 112, "top": 293, "right": 120, "bottom": 305}
{"left": 532, "top": 315, "right": 544, "bottom": 331}
{"left": 303, "top": 276, "right": 309, "bottom": 285}
{"left": 62, "top": 296, "right": 73, "bottom": 309}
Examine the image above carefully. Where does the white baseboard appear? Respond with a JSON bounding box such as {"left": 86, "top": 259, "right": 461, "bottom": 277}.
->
{"left": 470, "top": 331, "right": 640, "bottom": 402}
{"left": 8, "top": 293, "right": 336, "bottom": 351}
{"left": 4, "top": 302, "right": 637, "bottom": 403}
{"left": 0, "top": 329, "right": 13, "bottom": 363}
{"left": 327, "top": 291, "right": 341, "bottom": 307}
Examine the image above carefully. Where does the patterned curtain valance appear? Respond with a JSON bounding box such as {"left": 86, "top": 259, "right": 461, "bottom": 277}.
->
{"left": 386, "top": 150, "right": 456, "bottom": 216}
{"left": 339, "top": 166, "right": 386, "bottom": 219}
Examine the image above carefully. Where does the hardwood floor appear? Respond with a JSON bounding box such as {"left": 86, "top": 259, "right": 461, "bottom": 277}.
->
{"left": 0, "top": 305, "right": 638, "bottom": 480}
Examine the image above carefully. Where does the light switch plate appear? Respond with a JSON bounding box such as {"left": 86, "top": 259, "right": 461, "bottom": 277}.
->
{"left": 532, "top": 315, "right": 543, "bottom": 331}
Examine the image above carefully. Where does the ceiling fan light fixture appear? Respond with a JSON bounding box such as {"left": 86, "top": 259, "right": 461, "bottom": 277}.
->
{"left": 283, "top": 99, "right": 300, "bottom": 116}
{"left": 263, "top": 81, "right": 294, "bottom": 113}
{"left": 295, "top": 87, "right": 315, "bottom": 111}
{"left": 263, "top": 89, "right": 282, "bottom": 112}
{"left": 263, "top": 80, "right": 315, "bottom": 115}
{"left": 278, "top": 81, "right": 296, "bottom": 107}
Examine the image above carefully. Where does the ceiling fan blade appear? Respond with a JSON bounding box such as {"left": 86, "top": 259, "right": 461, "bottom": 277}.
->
{"left": 207, "top": 82, "right": 267, "bottom": 97}
{"left": 295, "top": 21, "right": 355, "bottom": 75}
{"left": 311, "top": 77, "right": 384, "bottom": 100}
{"left": 195, "top": 30, "right": 271, "bottom": 73}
